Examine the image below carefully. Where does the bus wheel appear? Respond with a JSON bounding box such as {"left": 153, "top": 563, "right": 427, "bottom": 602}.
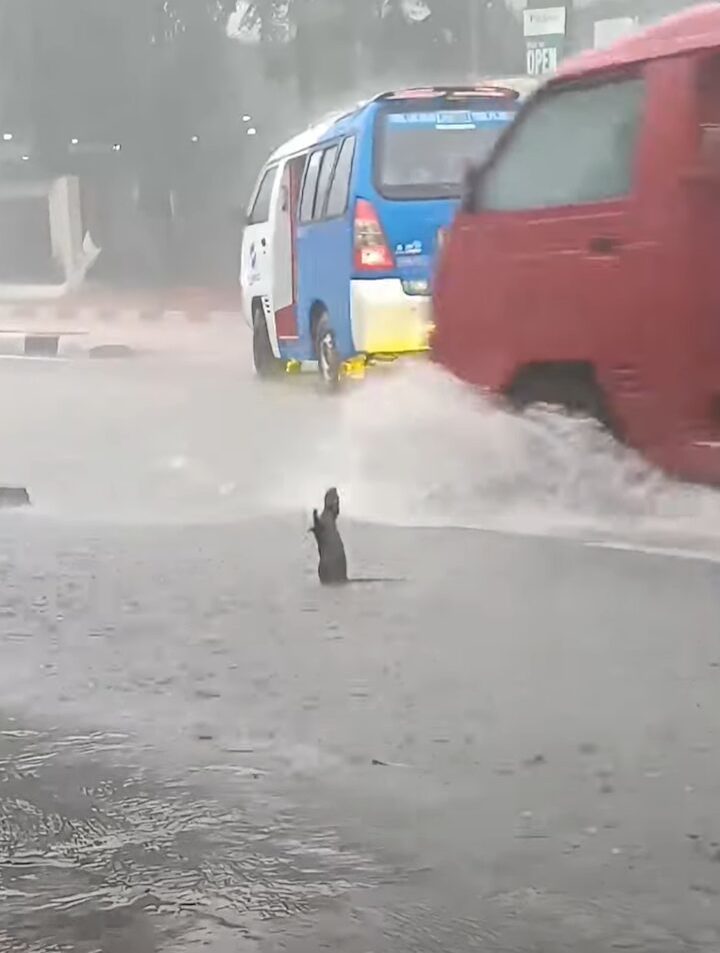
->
{"left": 314, "top": 313, "right": 341, "bottom": 392}
{"left": 252, "top": 305, "right": 284, "bottom": 379}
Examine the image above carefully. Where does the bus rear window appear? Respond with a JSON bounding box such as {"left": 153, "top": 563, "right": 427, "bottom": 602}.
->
{"left": 376, "top": 102, "right": 518, "bottom": 200}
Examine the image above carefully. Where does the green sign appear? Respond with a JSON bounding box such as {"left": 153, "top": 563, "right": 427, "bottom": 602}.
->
{"left": 523, "top": 6, "right": 566, "bottom": 77}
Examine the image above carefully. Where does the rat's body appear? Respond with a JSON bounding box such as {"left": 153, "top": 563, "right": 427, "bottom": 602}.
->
{"left": 309, "top": 488, "right": 402, "bottom": 586}
{"left": 310, "top": 487, "right": 348, "bottom": 585}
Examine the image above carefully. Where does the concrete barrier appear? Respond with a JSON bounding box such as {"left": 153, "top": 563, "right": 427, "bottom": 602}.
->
{"left": 0, "top": 290, "right": 246, "bottom": 360}
{"left": 0, "top": 176, "right": 97, "bottom": 297}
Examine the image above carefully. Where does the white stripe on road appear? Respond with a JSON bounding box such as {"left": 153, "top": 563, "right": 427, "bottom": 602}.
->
{"left": 584, "top": 538, "right": 720, "bottom": 564}
{"left": 0, "top": 354, "right": 69, "bottom": 363}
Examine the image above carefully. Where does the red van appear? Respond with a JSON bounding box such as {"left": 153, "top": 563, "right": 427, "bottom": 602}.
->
{"left": 432, "top": 5, "right": 720, "bottom": 484}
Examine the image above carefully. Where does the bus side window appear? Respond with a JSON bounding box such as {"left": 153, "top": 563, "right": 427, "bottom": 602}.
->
{"left": 313, "top": 145, "right": 339, "bottom": 220}
{"left": 326, "top": 137, "right": 356, "bottom": 218}
{"left": 299, "top": 151, "right": 323, "bottom": 223}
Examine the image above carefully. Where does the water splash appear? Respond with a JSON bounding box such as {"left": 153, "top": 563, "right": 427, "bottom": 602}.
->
{"left": 6, "top": 351, "right": 720, "bottom": 555}
{"left": 272, "top": 362, "right": 720, "bottom": 556}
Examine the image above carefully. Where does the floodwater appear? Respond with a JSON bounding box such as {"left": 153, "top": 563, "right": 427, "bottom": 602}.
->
{"left": 0, "top": 722, "right": 386, "bottom": 953}
{"left": 3, "top": 351, "right": 720, "bottom": 557}
{"left": 1, "top": 338, "right": 720, "bottom": 950}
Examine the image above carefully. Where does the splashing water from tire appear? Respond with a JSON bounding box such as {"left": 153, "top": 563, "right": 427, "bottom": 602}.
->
{"left": 275, "top": 362, "right": 720, "bottom": 557}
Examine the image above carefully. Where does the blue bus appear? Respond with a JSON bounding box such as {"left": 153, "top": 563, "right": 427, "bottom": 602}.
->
{"left": 240, "top": 83, "right": 530, "bottom": 387}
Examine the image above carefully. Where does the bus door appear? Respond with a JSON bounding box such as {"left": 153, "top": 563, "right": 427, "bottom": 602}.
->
{"left": 271, "top": 155, "right": 305, "bottom": 349}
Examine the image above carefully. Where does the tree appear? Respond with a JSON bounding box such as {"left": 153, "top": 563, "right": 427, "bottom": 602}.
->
{"left": 0, "top": 0, "right": 524, "bottom": 289}
{"left": 0, "top": 0, "right": 247, "bottom": 285}
{"left": 230, "top": 0, "right": 522, "bottom": 114}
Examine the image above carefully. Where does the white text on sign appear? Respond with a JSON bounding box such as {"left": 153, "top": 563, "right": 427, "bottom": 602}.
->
{"left": 526, "top": 45, "right": 558, "bottom": 75}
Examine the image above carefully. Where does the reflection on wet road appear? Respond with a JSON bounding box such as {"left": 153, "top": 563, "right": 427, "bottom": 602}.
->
{"left": 0, "top": 723, "right": 385, "bottom": 952}
{"left": 1, "top": 345, "right": 720, "bottom": 950}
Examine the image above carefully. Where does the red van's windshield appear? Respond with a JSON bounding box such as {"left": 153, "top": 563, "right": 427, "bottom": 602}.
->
{"left": 376, "top": 100, "right": 518, "bottom": 200}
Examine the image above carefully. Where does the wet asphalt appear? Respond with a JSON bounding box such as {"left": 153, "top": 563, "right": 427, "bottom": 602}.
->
{"left": 1, "top": 339, "right": 720, "bottom": 952}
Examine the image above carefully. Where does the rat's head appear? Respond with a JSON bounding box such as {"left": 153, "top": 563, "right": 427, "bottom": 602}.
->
{"left": 324, "top": 487, "right": 340, "bottom": 518}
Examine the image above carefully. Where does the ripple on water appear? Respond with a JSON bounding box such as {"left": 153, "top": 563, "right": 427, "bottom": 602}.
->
{"left": 0, "top": 727, "right": 385, "bottom": 951}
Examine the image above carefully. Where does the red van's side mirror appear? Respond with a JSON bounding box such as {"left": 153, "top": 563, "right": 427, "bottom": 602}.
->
{"left": 682, "top": 124, "right": 720, "bottom": 188}
{"left": 460, "top": 163, "right": 484, "bottom": 214}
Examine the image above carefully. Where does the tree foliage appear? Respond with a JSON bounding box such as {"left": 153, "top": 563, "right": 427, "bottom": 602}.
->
{"left": 0, "top": 0, "right": 524, "bottom": 152}
{"left": 233, "top": 0, "right": 523, "bottom": 113}
{"left": 0, "top": 0, "right": 523, "bottom": 287}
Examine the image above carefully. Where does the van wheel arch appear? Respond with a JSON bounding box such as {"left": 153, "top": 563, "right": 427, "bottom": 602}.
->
{"left": 504, "top": 362, "right": 620, "bottom": 437}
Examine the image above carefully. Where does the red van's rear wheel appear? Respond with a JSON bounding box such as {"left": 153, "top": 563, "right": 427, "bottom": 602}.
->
{"left": 506, "top": 364, "right": 618, "bottom": 435}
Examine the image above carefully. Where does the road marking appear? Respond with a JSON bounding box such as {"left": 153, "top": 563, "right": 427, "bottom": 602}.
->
{"left": 0, "top": 354, "right": 70, "bottom": 363}
{"left": 584, "top": 538, "right": 720, "bottom": 564}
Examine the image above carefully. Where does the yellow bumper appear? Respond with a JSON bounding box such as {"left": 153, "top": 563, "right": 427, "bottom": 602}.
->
{"left": 350, "top": 278, "right": 433, "bottom": 355}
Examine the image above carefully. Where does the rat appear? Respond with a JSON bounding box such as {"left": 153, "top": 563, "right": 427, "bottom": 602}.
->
{"left": 309, "top": 487, "right": 403, "bottom": 586}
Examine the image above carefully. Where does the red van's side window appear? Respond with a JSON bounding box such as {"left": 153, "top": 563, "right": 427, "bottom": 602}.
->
{"left": 697, "top": 54, "right": 720, "bottom": 153}
{"left": 697, "top": 54, "right": 720, "bottom": 125}
{"left": 480, "top": 78, "right": 645, "bottom": 212}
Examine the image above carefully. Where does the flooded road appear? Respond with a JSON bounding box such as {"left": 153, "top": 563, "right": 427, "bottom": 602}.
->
{"left": 2, "top": 338, "right": 720, "bottom": 950}
{"left": 0, "top": 720, "right": 387, "bottom": 953}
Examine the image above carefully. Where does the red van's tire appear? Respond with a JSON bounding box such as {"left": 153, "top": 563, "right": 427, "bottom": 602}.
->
{"left": 252, "top": 305, "right": 284, "bottom": 380}
{"left": 313, "top": 312, "right": 341, "bottom": 392}
{"left": 506, "top": 366, "right": 617, "bottom": 434}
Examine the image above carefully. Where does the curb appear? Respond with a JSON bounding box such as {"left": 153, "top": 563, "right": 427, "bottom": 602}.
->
{"left": 0, "top": 333, "right": 136, "bottom": 359}
{"left": 0, "top": 296, "right": 246, "bottom": 361}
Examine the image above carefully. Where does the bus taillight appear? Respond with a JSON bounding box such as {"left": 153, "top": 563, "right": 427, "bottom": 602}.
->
{"left": 353, "top": 199, "right": 395, "bottom": 272}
